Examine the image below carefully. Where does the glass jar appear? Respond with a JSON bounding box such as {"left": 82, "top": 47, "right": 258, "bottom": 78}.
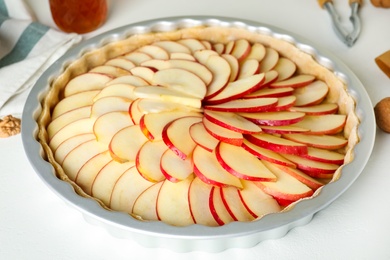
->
{"left": 49, "top": 0, "right": 107, "bottom": 34}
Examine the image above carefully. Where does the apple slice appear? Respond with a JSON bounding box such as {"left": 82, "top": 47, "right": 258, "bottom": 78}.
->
{"left": 209, "top": 186, "right": 235, "bottom": 225}
{"left": 201, "top": 40, "right": 212, "bottom": 49}
{"left": 132, "top": 181, "right": 163, "bottom": 221}
{"left": 193, "top": 145, "right": 243, "bottom": 189}
{"left": 133, "top": 86, "right": 202, "bottom": 108}
{"left": 61, "top": 139, "right": 107, "bottom": 181}
{"left": 245, "top": 133, "right": 308, "bottom": 155}
{"left": 202, "top": 117, "right": 243, "bottom": 146}
{"left": 52, "top": 90, "right": 99, "bottom": 119}
{"left": 282, "top": 133, "right": 348, "bottom": 150}
{"left": 243, "top": 42, "right": 266, "bottom": 62}
{"left": 90, "top": 96, "right": 132, "bottom": 119}
{"left": 238, "top": 180, "right": 281, "bottom": 218}
{"left": 177, "top": 38, "right": 207, "bottom": 53}
{"left": 268, "top": 163, "right": 324, "bottom": 191}
{"left": 91, "top": 160, "right": 135, "bottom": 205}
{"left": 128, "top": 99, "right": 144, "bottom": 125}
{"left": 257, "top": 161, "right": 314, "bottom": 201}
{"left": 220, "top": 186, "right": 254, "bottom": 221}
{"left": 224, "top": 41, "right": 235, "bottom": 54}
{"left": 302, "top": 147, "right": 345, "bottom": 165}
{"left": 259, "top": 125, "right": 310, "bottom": 134}
{"left": 203, "top": 97, "right": 268, "bottom": 115}
{"left": 160, "top": 148, "right": 193, "bottom": 182}
{"left": 124, "top": 51, "right": 152, "bottom": 65}
{"left": 289, "top": 103, "right": 338, "bottom": 115}
{"left": 273, "top": 57, "right": 296, "bottom": 81}
{"left": 49, "top": 118, "right": 94, "bottom": 151}
{"left": 213, "top": 43, "right": 225, "bottom": 54}
{"left": 241, "top": 139, "right": 296, "bottom": 168}
{"left": 75, "top": 151, "right": 112, "bottom": 194}
{"left": 193, "top": 49, "right": 219, "bottom": 64}
{"left": 129, "top": 66, "right": 155, "bottom": 83}
{"left": 162, "top": 116, "right": 202, "bottom": 160}
{"left": 221, "top": 54, "right": 239, "bottom": 82}
{"left": 293, "top": 114, "right": 346, "bottom": 135}
{"left": 215, "top": 142, "right": 277, "bottom": 181}
{"left": 93, "top": 111, "right": 134, "bottom": 146}
{"left": 188, "top": 177, "right": 219, "bottom": 226}
{"left": 137, "top": 44, "right": 169, "bottom": 60}
{"left": 64, "top": 73, "right": 112, "bottom": 97}
{"left": 90, "top": 65, "right": 131, "bottom": 77}
{"left": 230, "top": 39, "right": 251, "bottom": 62}
{"left": 237, "top": 59, "right": 260, "bottom": 79}
{"left": 137, "top": 98, "right": 202, "bottom": 114}
{"left": 189, "top": 122, "right": 219, "bottom": 152}
{"left": 48, "top": 106, "right": 91, "bottom": 138}
{"left": 152, "top": 68, "right": 207, "bottom": 99}
{"left": 54, "top": 133, "right": 95, "bottom": 165}
{"left": 93, "top": 83, "right": 137, "bottom": 101}
{"left": 243, "top": 86, "right": 293, "bottom": 99}
{"left": 270, "top": 74, "right": 316, "bottom": 88}
{"left": 170, "top": 52, "right": 196, "bottom": 61}
{"left": 203, "top": 110, "right": 262, "bottom": 134}
{"left": 202, "top": 55, "right": 231, "bottom": 99}
{"left": 205, "top": 73, "right": 265, "bottom": 105}
{"left": 105, "top": 58, "right": 136, "bottom": 71}
{"left": 269, "top": 95, "right": 297, "bottom": 111}
{"left": 152, "top": 40, "right": 191, "bottom": 54}
{"left": 109, "top": 125, "right": 148, "bottom": 163}
{"left": 139, "top": 110, "right": 202, "bottom": 141}
{"left": 293, "top": 80, "right": 329, "bottom": 107}
{"left": 281, "top": 154, "right": 339, "bottom": 178}
{"left": 135, "top": 140, "right": 167, "bottom": 182}
{"left": 239, "top": 111, "right": 305, "bottom": 126}
{"left": 109, "top": 166, "right": 154, "bottom": 213}
{"left": 106, "top": 74, "right": 148, "bottom": 87}
{"left": 259, "top": 47, "right": 279, "bottom": 72}
{"left": 141, "top": 59, "right": 213, "bottom": 85}
{"left": 156, "top": 176, "right": 195, "bottom": 226}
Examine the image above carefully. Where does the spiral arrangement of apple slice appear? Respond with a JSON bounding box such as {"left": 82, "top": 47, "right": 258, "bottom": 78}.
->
{"left": 47, "top": 37, "right": 348, "bottom": 227}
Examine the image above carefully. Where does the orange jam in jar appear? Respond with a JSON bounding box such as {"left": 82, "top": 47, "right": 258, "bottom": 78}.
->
{"left": 49, "top": 0, "right": 107, "bottom": 34}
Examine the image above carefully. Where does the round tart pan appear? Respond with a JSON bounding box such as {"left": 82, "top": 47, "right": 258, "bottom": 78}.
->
{"left": 21, "top": 16, "right": 375, "bottom": 252}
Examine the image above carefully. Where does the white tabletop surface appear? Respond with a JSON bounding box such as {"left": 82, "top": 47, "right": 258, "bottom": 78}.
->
{"left": 2, "top": 0, "right": 390, "bottom": 259}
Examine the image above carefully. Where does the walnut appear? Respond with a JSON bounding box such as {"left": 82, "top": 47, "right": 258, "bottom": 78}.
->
{"left": 0, "top": 115, "right": 21, "bottom": 138}
{"left": 374, "top": 97, "right": 390, "bottom": 133}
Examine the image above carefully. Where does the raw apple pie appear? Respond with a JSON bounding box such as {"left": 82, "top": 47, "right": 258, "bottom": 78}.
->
{"left": 37, "top": 25, "right": 360, "bottom": 227}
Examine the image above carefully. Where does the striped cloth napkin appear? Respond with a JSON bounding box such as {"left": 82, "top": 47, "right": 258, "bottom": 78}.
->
{"left": 0, "top": 0, "right": 82, "bottom": 118}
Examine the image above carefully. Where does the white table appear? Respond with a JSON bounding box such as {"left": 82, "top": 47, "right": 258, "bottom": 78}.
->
{"left": 2, "top": 0, "right": 390, "bottom": 259}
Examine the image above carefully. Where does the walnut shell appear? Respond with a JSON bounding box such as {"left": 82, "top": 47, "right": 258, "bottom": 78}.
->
{"left": 374, "top": 97, "right": 390, "bottom": 133}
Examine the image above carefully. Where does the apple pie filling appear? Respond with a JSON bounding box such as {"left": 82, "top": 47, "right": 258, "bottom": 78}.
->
{"left": 39, "top": 26, "right": 359, "bottom": 227}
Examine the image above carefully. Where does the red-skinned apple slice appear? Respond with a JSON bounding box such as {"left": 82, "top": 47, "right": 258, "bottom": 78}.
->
{"left": 241, "top": 139, "right": 296, "bottom": 168}
{"left": 91, "top": 160, "right": 135, "bottom": 205}
{"left": 152, "top": 40, "right": 191, "bottom": 54}
{"left": 259, "top": 125, "right": 310, "bottom": 134}
{"left": 193, "top": 145, "right": 243, "bottom": 189}
{"left": 136, "top": 98, "right": 203, "bottom": 115}
{"left": 178, "top": 38, "right": 206, "bottom": 53}
{"left": 160, "top": 148, "right": 193, "bottom": 182}
{"left": 137, "top": 44, "right": 169, "bottom": 60}
{"left": 281, "top": 154, "right": 339, "bottom": 178}
{"left": 139, "top": 110, "right": 202, "bottom": 141}
{"left": 48, "top": 106, "right": 91, "bottom": 138}
{"left": 188, "top": 177, "right": 219, "bottom": 226}
{"left": 257, "top": 161, "right": 314, "bottom": 201}
{"left": 270, "top": 74, "right": 316, "bottom": 88}
{"left": 90, "top": 96, "right": 132, "bottom": 119}
{"left": 52, "top": 90, "right": 99, "bottom": 119}
{"left": 105, "top": 58, "right": 136, "bottom": 71}
{"left": 205, "top": 97, "right": 278, "bottom": 113}
{"left": 205, "top": 73, "right": 266, "bottom": 105}
{"left": 129, "top": 66, "right": 155, "bottom": 83}
{"left": 237, "top": 59, "right": 260, "bottom": 79}
{"left": 224, "top": 41, "right": 235, "bottom": 54}
{"left": 273, "top": 57, "right": 296, "bottom": 81}
{"left": 243, "top": 86, "right": 293, "bottom": 99}
{"left": 124, "top": 51, "right": 152, "bottom": 65}
{"left": 170, "top": 52, "right": 196, "bottom": 61}
{"left": 259, "top": 47, "right": 279, "bottom": 72}
{"left": 293, "top": 114, "right": 346, "bottom": 135}
{"left": 289, "top": 103, "right": 338, "bottom": 115}
{"left": 193, "top": 49, "right": 219, "bottom": 63}
{"left": 215, "top": 142, "right": 277, "bottom": 181}
{"left": 132, "top": 181, "right": 162, "bottom": 221}
{"left": 156, "top": 176, "right": 195, "bottom": 226}
{"left": 213, "top": 43, "right": 225, "bottom": 54}
{"left": 269, "top": 95, "right": 296, "bottom": 111}
{"left": 220, "top": 186, "right": 254, "bottom": 221}
{"left": 302, "top": 147, "right": 345, "bottom": 165}
{"left": 109, "top": 166, "right": 154, "bottom": 213}
{"left": 64, "top": 73, "right": 112, "bottom": 97}
{"left": 128, "top": 99, "right": 144, "bottom": 125}
{"left": 243, "top": 42, "right": 266, "bottom": 62}
{"left": 54, "top": 133, "right": 95, "bottom": 165}
{"left": 239, "top": 111, "right": 305, "bottom": 126}
{"left": 209, "top": 186, "right": 234, "bottom": 226}
{"left": 202, "top": 117, "right": 243, "bottom": 146}
{"left": 230, "top": 39, "right": 251, "bottom": 62}
{"left": 93, "top": 83, "right": 137, "bottom": 101}
{"left": 162, "top": 116, "right": 202, "bottom": 160}
{"left": 221, "top": 54, "right": 239, "bottom": 82}
{"left": 282, "top": 133, "right": 348, "bottom": 150}
{"left": 293, "top": 80, "right": 329, "bottom": 107}
{"left": 106, "top": 74, "right": 148, "bottom": 87}
{"left": 245, "top": 133, "right": 308, "bottom": 155}
{"left": 238, "top": 180, "right": 281, "bottom": 218}
{"left": 202, "top": 55, "right": 231, "bottom": 99}
{"left": 90, "top": 65, "right": 131, "bottom": 77}
{"left": 204, "top": 110, "right": 262, "bottom": 134}
{"left": 109, "top": 125, "right": 148, "bottom": 163}
{"left": 189, "top": 121, "right": 220, "bottom": 152}
{"left": 135, "top": 140, "right": 167, "bottom": 182}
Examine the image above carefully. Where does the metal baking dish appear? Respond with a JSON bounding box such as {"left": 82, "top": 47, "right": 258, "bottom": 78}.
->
{"left": 21, "top": 16, "right": 375, "bottom": 252}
